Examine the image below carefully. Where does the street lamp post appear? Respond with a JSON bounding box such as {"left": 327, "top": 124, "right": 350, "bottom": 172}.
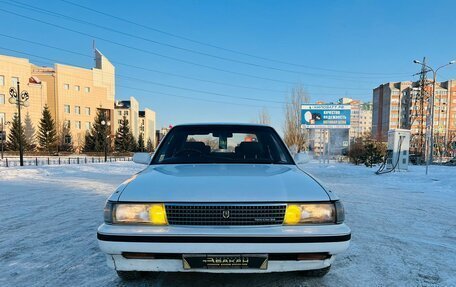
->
{"left": 413, "top": 59, "right": 455, "bottom": 175}
{"left": 46, "top": 130, "right": 51, "bottom": 155}
{"left": 101, "top": 120, "right": 111, "bottom": 162}
{"left": 1, "top": 119, "right": 11, "bottom": 159}
{"left": 8, "top": 81, "right": 29, "bottom": 167}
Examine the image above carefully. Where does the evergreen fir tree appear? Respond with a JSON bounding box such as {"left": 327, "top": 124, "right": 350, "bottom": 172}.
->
{"left": 115, "top": 115, "right": 136, "bottom": 152}
{"left": 24, "top": 112, "right": 36, "bottom": 151}
{"left": 38, "top": 105, "right": 57, "bottom": 153}
{"left": 84, "top": 109, "right": 110, "bottom": 152}
{"left": 146, "top": 138, "right": 154, "bottom": 152}
{"left": 6, "top": 113, "right": 26, "bottom": 151}
{"left": 83, "top": 130, "right": 94, "bottom": 152}
{"left": 137, "top": 133, "right": 145, "bottom": 152}
{"left": 131, "top": 136, "right": 138, "bottom": 152}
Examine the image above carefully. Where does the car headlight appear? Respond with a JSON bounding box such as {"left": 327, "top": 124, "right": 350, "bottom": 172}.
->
{"left": 283, "top": 201, "right": 344, "bottom": 225}
{"left": 104, "top": 202, "right": 168, "bottom": 225}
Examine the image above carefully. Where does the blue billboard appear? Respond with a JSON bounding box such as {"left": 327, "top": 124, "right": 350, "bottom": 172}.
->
{"left": 301, "top": 104, "right": 351, "bottom": 129}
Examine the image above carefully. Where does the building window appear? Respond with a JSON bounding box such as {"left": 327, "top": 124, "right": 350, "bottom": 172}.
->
{"left": 124, "top": 111, "right": 129, "bottom": 116}
{"left": 118, "top": 111, "right": 122, "bottom": 116}
{"left": 0, "top": 75, "right": 4, "bottom": 86}
{"left": 0, "top": 94, "right": 4, "bottom": 104}
{"left": 75, "top": 106, "right": 81, "bottom": 114}
{"left": 74, "top": 85, "right": 80, "bottom": 91}
{"left": 11, "top": 77, "right": 19, "bottom": 87}
{"left": 75, "top": 121, "right": 81, "bottom": 129}
{"left": 0, "top": 113, "right": 5, "bottom": 125}
{"left": 84, "top": 87, "right": 90, "bottom": 93}
{"left": 64, "top": 135, "right": 72, "bottom": 144}
{"left": 64, "top": 120, "right": 71, "bottom": 128}
{"left": 118, "top": 119, "right": 122, "bottom": 124}
{"left": 85, "top": 107, "right": 91, "bottom": 115}
{"left": 64, "top": 105, "right": 70, "bottom": 113}
{"left": 63, "top": 84, "right": 69, "bottom": 90}
{"left": 85, "top": 122, "right": 91, "bottom": 130}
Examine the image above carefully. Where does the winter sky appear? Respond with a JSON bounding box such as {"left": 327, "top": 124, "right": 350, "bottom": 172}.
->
{"left": 2, "top": 0, "right": 456, "bottom": 131}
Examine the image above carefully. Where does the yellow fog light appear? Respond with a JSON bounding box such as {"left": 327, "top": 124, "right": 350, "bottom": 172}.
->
{"left": 149, "top": 204, "right": 167, "bottom": 225}
{"left": 284, "top": 204, "right": 301, "bottom": 225}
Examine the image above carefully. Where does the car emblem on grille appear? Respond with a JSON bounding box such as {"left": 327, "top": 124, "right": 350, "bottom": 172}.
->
{"left": 222, "top": 209, "right": 230, "bottom": 219}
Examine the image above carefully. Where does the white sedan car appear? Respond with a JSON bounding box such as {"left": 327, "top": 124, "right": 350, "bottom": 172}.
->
{"left": 97, "top": 123, "right": 351, "bottom": 280}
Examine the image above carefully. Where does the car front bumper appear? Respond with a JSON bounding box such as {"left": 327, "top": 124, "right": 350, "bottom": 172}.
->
{"left": 97, "top": 223, "right": 351, "bottom": 273}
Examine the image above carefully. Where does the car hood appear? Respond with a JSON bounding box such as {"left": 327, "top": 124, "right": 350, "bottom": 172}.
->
{"left": 118, "top": 164, "right": 330, "bottom": 202}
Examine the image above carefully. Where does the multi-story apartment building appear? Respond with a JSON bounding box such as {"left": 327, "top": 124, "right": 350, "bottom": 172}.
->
{"left": 139, "top": 108, "right": 156, "bottom": 148}
{"left": 373, "top": 81, "right": 456, "bottom": 157}
{"left": 339, "top": 97, "right": 373, "bottom": 141}
{"left": 113, "top": 97, "right": 140, "bottom": 140}
{"left": 0, "top": 54, "right": 48, "bottom": 143}
{"left": 372, "top": 82, "right": 412, "bottom": 141}
{"left": 359, "top": 103, "right": 373, "bottom": 136}
{"left": 32, "top": 49, "right": 116, "bottom": 149}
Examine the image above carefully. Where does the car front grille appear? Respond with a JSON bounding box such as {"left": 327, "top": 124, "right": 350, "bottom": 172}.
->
{"left": 165, "top": 204, "right": 287, "bottom": 226}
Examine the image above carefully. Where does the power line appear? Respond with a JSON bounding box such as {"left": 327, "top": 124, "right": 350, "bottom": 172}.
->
{"left": 0, "top": 33, "right": 370, "bottom": 95}
{"left": 3, "top": 0, "right": 404, "bottom": 81}
{"left": 0, "top": 52, "right": 282, "bottom": 109}
{"left": 0, "top": 47, "right": 286, "bottom": 107}
{"left": 0, "top": 33, "right": 287, "bottom": 94}
{"left": 59, "top": 0, "right": 412, "bottom": 76}
{"left": 0, "top": 6, "right": 378, "bottom": 88}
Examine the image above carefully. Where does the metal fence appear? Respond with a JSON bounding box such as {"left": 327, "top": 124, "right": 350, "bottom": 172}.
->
{"left": 0, "top": 156, "right": 132, "bottom": 167}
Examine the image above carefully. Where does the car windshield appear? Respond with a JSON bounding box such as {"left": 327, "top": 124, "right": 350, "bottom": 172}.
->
{"left": 152, "top": 125, "right": 294, "bottom": 165}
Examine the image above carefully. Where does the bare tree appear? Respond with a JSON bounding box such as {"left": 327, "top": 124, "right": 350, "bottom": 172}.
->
{"left": 283, "top": 85, "right": 310, "bottom": 152}
{"left": 257, "top": 108, "right": 271, "bottom": 125}
{"left": 446, "top": 131, "right": 456, "bottom": 158}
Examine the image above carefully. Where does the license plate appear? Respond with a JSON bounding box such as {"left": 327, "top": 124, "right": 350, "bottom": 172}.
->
{"left": 183, "top": 254, "right": 268, "bottom": 270}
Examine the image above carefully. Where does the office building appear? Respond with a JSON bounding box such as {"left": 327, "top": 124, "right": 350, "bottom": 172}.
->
{"left": 32, "top": 49, "right": 115, "bottom": 150}
{"left": 139, "top": 108, "right": 156, "bottom": 148}
{"left": 0, "top": 55, "right": 48, "bottom": 145}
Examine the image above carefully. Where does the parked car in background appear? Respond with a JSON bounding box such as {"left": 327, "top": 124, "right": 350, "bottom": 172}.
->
{"left": 97, "top": 123, "right": 351, "bottom": 280}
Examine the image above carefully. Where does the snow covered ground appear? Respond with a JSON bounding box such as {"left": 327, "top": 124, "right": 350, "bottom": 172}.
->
{"left": 0, "top": 162, "right": 454, "bottom": 287}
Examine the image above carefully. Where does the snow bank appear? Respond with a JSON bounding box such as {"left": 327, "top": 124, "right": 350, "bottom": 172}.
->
{"left": 0, "top": 162, "right": 454, "bottom": 286}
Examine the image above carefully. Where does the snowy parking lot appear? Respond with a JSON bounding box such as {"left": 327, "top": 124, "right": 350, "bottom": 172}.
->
{"left": 1, "top": 161, "right": 455, "bottom": 287}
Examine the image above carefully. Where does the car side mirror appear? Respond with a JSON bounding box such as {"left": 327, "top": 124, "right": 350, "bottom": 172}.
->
{"left": 132, "top": 152, "right": 152, "bottom": 165}
{"left": 294, "top": 152, "right": 310, "bottom": 164}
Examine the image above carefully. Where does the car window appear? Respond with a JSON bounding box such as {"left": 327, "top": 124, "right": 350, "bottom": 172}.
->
{"left": 152, "top": 125, "right": 293, "bottom": 165}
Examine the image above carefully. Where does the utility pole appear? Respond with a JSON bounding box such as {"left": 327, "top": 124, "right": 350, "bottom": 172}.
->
{"left": 413, "top": 59, "right": 455, "bottom": 174}
{"left": 8, "top": 82, "right": 29, "bottom": 166}
{"left": 101, "top": 115, "right": 111, "bottom": 163}
{"left": 411, "top": 57, "right": 429, "bottom": 163}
